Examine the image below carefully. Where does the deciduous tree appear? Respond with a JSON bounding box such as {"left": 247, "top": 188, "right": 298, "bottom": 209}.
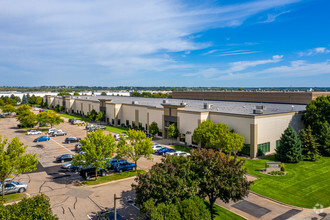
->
{"left": 190, "top": 149, "right": 250, "bottom": 218}
{"left": 72, "top": 129, "right": 116, "bottom": 180}
{"left": 276, "top": 126, "right": 302, "bottom": 163}
{"left": 168, "top": 123, "right": 179, "bottom": 143}
{"left": 0, "top": 136, "right": 38, "bottom": 200}
{"left": 149, "top": 122, "right": 159, "bottom": 136}
{"left": 2, "top": 104, "right": 15, "bottom": 114}
{"left": 133, "top": 155, "right": 198, "bottom": 205}
{"left": 222, "top": 132, "right": 245, "bottom": 156}
{"left": 117, "top": 129, "right": 153, "bottom": 171}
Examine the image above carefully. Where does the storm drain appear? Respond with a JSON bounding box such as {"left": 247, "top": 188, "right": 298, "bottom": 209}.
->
{"left": 232, "top": 200, "right": 271, "bottom": 218}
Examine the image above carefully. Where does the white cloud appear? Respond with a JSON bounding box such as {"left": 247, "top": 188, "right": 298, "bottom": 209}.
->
{"left": 260, "top": 10, "right": 291, "bottom": 23}
{"left": 0, "top": 0, "right": 302, "bottom": 83}
{"left": 299, "top": 47, "right": 330, "bottom": 56}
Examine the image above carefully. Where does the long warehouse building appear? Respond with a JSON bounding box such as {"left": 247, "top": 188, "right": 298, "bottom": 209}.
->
{"left": 44, "top": 95, "right": 307, "bottom": 158}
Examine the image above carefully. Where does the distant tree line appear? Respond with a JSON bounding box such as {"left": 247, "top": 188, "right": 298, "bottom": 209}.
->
{"left": 131, "top": 92, "right": 172, "bottom": 98}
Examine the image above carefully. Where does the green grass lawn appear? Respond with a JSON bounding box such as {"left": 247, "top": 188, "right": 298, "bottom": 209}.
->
{"left": 240, "top": 155, "right": 330, "bottom": 208}
{"left": 59, "top": 113, "right": 91, "bottom": 122}
{"left": 105, "top": 125, "right": 128, "bottom": 134}
{"left": 3, "top": 193, "right": 27, "bottom": 203}
{"left": 172, "top": 145, "right": 192, "bottom": 153}
{"left": 82, "top": 170, "right": 146, "bottom": 185}
{"left": 213, "top": 204, "right": 245, "bottom": 220}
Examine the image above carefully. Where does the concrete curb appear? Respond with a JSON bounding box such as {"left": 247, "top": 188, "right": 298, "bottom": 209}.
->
{"left": 85, "top": 176, "right": 137, "bottom": 188}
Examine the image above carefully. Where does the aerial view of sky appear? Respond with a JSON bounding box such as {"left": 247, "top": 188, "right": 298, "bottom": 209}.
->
{"left": 0, "top": 0, "right": 329, "bottom": 87}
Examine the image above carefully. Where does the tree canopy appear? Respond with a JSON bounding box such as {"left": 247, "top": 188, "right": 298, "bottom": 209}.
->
{"left": 16, "top": 106, "right": 36, "bottom": 128}
{"left": 72, "top": 129, "right": 116, "bottom": 179}
{"left": 117, "top": 129, "right": 153, "bottom": 171}
{"left": 168, "top": 123, "right": 179, "bottom": 140}
{"left": 318, "top": 121, "right": 330, "bottom": 156}
{"left": 276, "top": 126, "right": 302, "bottom": 163}
{"left": 300, "top": 126, "right": 320, "bottom": 161}
{"left": 37, "top": 111, "right": 63, "bottom": 128}
{"left": 149, "top": 122, "right": 159, "bottom": 136}
{"left": 1, "top": 104, "right": 16, "bottom": 114}
{"left": 0, "top": 136, "right": 38, "bottom": 199}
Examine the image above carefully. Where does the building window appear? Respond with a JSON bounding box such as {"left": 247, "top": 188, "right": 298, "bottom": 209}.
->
{"left": 169, "top": 108, "right": 172, "bottom": 116}
{"left": 258, "top": 142, "right": 270, "bottom": 153}
{"left": 126, "top": 120, "right": 129, "bottom": 126}
{"left": 276, "top": 140, "right": 281, "bottom": 149}
{"left": 117, "top": 119, "right": 121, "bottom": 125}
{"left": 112, "top": 119, "right": 114, "bottom": 125}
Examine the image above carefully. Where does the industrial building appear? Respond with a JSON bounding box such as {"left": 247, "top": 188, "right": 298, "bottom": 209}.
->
{"left": 44, "top": 94, "right": 307, "bottom": 158}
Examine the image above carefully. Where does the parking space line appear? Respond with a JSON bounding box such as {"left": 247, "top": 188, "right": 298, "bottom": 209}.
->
{"left": 50, "top": 139, "right": 74, "bottom": 154}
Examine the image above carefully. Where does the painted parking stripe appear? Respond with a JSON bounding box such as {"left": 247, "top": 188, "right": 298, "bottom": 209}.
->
{"left": 50, "top": 139, "right": 73, "bottom": 154}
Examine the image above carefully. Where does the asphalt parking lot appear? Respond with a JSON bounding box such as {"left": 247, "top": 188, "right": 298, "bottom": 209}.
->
{"left": 0, "top": 113, "right": 164, "bottom": 219}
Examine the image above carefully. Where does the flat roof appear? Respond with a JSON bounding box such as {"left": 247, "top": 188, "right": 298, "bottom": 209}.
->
{"left": 67, "top": 95, "right": 306, "bottom": 116}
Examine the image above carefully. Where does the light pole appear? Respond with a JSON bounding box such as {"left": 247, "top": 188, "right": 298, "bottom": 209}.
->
{"left": 114, "top": 194, "right": 121, "bottom": 220}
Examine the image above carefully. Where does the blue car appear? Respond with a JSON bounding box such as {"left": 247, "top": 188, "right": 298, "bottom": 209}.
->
{"left": 161, "top": 148, "right": 176, "bottom": 156}
{"left": 107, "top": 158, "right": 127, "bottom": 170}
{"left": 113, "top": 162, "right": 136, "bottom": 172}
{"left": 154, "top": 147, "right": 169, "bottom": 155}
{"left": 33, "top": 136, "right": 50, "bottom": 142}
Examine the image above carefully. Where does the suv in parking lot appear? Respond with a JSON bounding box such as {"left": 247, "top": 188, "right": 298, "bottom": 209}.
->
{"left": 51, "top": 130, "right": 67, "bottom": 137}
{"left": 113, "top": 162, "right": 136, "bottom": 173}
{"left": 56, "top": 154, "right": 73, "bottom": 163}
{"left": 0, "top": 181, "right": 28, "bottom": 195}
{"left": 65, "top": 137, "right": 81, "bottom": 144}
{"left": 80, "top": 166, "right": 108, "bottom": 180}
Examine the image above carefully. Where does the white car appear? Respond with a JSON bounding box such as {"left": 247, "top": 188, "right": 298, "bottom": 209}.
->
{"left": 48, "top": 128, "right": 58, "bottom": 134}
{"left": 114, "top": 134, "right": 128, "bottom": 141}
{"left": 32, "top": 108, "right": 41, "bottom": 111}
{"left": 167, "top": 151, "right": 191, "bottom": 157}
{"left": 27, "top": 130, "right": 42, "bottom": 135}
{"left": 152, "top": 145, "right": 164, "bottom": 152}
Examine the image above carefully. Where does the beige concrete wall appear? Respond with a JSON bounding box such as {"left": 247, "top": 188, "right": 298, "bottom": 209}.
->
{"left": 177, "top": 111, "right": 202, "bottom": 145}
{"left": 147, "top": 108, "right": 163, "bottom": 132}
{"left": 255, "top": 112, "right": 304, "bottom": 154}
{"left": 209, "top": 113, "right": 254, "bottom": 144}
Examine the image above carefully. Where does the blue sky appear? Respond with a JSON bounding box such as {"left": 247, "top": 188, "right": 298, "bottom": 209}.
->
{"left": 0, "top": 0, "right": 329, "bottom": 87}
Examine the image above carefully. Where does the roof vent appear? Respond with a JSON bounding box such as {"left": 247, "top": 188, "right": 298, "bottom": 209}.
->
{"left": 203, "top": 103, "right": 213, "bottom": 109}
{"left": 253, "top": 109, "right": 264, "bottom": 114}
{"left": 180, "top": 102, "right": 186, "bottom": 106}
{"left": 163, "top": 100, "right": 169, "bottom": 104}
{"left": 256, "top": 105, "right": 266, "bottom": 110}
{"left": 132, "top": 101, "right": 138, "bottom": 105}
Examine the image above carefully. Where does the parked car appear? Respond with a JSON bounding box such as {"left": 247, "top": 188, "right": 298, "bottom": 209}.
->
{"left": 107, "top": 158, "right": 127, "bottom": 170}
{"left": 154, "top": 147, "right": 169, "bottom": 155}
{"left": 113, "top": 162, "right": 136, "bottom": 173}
{"left": 0, "top": 181, "right": 28, "bottom": 195}
{"left": 27, "top": 130, "right": 42, "bottom": 135}
{"left": 51, "top": 130, "right": 67, "bottom": 137}
{"left": 167, "top": 151, "right": 191, "bottom": 157}
{"left": 152, "top": 145, "right": 164, "bottom": 152}
{"left": 33, "top": 136, "right": 50, "bottom": 142}
{"left": 98, "top": 211, "right": 123, "bottom": 220}
{"left": 114, "top": 134, "right": 128, "bottom": 141}
{"left": 64, "top": 137, "right": 81, "bottom": 144}
{"left": 85, "top": 124, "right": 97, "bottom": 130}
{"left": 69, "top": 164, "right": 83, "bottom": 172}
{"left": 68, "top": 118, "right": 77, "bottom": 123}
{"left": 61, "top": 161, "right": 72, "bottom": 169}
{"left": 56, "top": 154, "right": 73, "bottom": 163}
{"left": 32, "top": 108, "right": 41, "bottom": 111}
{"left": 48, "top": 128, "right": 58, "bottom": 134}
{"left": 89, "top": 125, "right": 106, "bottom": 132}
{"left": 146, "top": 133, "right": 152, "bottom": 138}
{"left": 71, "top": 120, "right": 83, "bottom": 125}
{"left": 80, "top": 166, "right": 107, "bottom": 180}
{"left": 162, "top": 148, "right": 176, "bottom": 156}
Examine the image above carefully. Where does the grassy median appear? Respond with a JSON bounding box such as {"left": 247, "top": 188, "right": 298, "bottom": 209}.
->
{"left": 3, "top": 193, "right": 27, "bottom": 203}
{"left": 82, "top": 170, "right": 146, "bottom": 186}
{"left": 105, "top": 126, "right": 128, "bottom": 134}
{"left": 172, "top": 145, "right": 192, "bottom": 153}
{"left": 59, "top": 113, "right": 91, "bottom": 122}
{"left": 240, "top": 155, "right": 330, "bottom": 208}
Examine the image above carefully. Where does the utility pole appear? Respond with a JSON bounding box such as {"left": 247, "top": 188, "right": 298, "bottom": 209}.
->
{"left": 114, "top": 194, "right": 121, "bottom": 220}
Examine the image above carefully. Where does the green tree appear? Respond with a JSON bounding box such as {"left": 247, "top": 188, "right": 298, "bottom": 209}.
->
{"left": 178, "top": 196, "right": 211, "bottom": 220}
{"left": 0, "top": 99, "right": 4, "bottom": 107}
{"left": 133, "top": 156, "right": 199, "bottom": 206}
{"left": 0, "top": 136, "right": 38, "bottom": 200}
{"left": 300, "top": 126, "right": 320, "bottom": 161}
{"left": 21, "top": 95, "right": 28, "bottom": 104}
{"left": 318, "top": 121, "right": 330, "bottom": 156}
{"left": 35, "top": 97, "right": 43, "bottom": 106}
{"left": 17, "top": 109, "right": 37, "bottom": 128}
{"left": 87, "top": 109, "right": 98, "bottom": 121}
{"left": 72, "top": 129, "right": 116, "bottom": 180}
{"left": 57, "top": 92, "right": 71, "bottom": 96}
{"left": 1, "top": 104, "right": 15, "bottom": 114}
{"left": 145, "top": 201, "right": 181, "bottom": 220}
{"left": 101, "top": 92, "right": 107, "bottom": 96}
{"left": 28, "top": 95, "right": 37, "bottom": 105}
{"left": 95, "top": 111, "right": 105, "bottom": 122}
{"left": 168, "top": 123, "right": 179, "bottom": 143}
{"left": 222, "top": 132, "right": 245, "bottom": 156}
{"left": 190, "top": 149, "right": 250, "bottom": 218}
{"left": 276, "top": 126, "right": 302, "bottom": 163}
{"left": 47, "top": 111, "right": 64, "bottom": 128}
{"left": 193, "top": 120, "right": 232, "bottom": 150}
{"left": 303, "top": 96, "right": 330, "bottom": 135}
{"left": 149, "top": 122, "right": 159, "bottom": 136}
{"left": 0, "top": 194, "right": 57, "bottom": 219}
{"left": 117, "top": 129, "right": 153, "bottom": 171}
{"left": 15, "top": 104, "right": 30, "bottom": 116}
{"left": 73, "top": 92, "right": 80, "bottom": 95}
